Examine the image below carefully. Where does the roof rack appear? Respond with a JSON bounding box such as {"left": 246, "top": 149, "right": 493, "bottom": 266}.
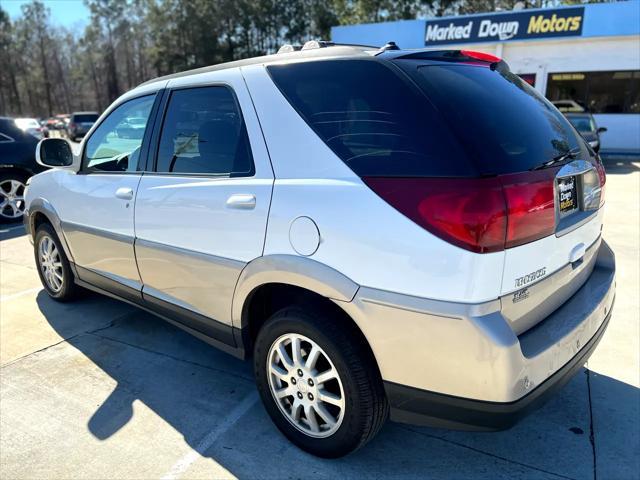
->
{"left": 301, "top": 40, "right": 335, "bottom": 51}
{"left": 276, "top": 40, "right": 380, "bottom": 54}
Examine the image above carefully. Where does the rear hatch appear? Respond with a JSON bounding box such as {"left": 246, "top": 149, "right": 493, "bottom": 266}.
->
{"left": 268, "top": 52, "right": 605, "bottom": 333}
{"left": 393, "top": 52, "right": 606, "bottom": 334}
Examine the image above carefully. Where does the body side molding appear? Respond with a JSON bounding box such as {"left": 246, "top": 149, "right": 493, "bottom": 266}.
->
{"left": 232, "top": 254, "right": 360, "bottom": 328}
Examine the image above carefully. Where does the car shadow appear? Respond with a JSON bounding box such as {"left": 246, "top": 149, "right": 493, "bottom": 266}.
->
{"left": 36, "top": 291, "right": 639, "bottom": 479}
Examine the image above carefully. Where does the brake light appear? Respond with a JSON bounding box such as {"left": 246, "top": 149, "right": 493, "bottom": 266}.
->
{"left": 460, "top": 50, "right": 502, "bottom": 63}
{"left": 501, "top": 171, "right": 556, "bottom": 249}
{"left": 363, "top": 170, "right": 557, "bottom": 254}
{"left": 69, "top": 123, "right": 76, "bottom": 129}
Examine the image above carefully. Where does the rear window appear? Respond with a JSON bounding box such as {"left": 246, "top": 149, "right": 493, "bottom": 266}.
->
{"left": 74, "top": 114, "right": 99, "bottom": 123}
{"left": 267, "top": 59, "right": 473, "bottom": 177}
{"left": 397, "top": 61, "right": 586, "bottom": 174}
{"left": 567, "top": 115, "right": 595, "bottom": 133}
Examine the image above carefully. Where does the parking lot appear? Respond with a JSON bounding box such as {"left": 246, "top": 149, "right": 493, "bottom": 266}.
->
{"left": 0, "top": 157, "right": 638, "bottom": 480}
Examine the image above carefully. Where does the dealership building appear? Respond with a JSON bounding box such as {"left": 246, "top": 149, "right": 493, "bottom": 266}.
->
{"left": 332, "top": 1, "right": 640, "bottom": 154}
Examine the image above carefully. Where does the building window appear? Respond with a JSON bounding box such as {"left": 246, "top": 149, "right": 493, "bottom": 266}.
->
{"left": 546, "top": 70, "right": 640, "bottom": 114}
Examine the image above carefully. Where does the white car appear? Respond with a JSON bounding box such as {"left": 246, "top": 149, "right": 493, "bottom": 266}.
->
{"left": 24, "top": 44, "right": 615, "bottom": 458}
{"left": 14, "top": 117, "right": 44, "bottom": 139}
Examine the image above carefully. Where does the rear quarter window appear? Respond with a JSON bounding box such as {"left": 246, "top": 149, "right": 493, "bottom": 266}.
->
{"left": 267, "top": 59, "right": 474, "bottom": 177}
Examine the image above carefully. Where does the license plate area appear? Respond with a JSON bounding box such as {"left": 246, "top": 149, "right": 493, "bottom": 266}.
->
{"left": 558, "top": 176, "right": 578, "bottom": 217}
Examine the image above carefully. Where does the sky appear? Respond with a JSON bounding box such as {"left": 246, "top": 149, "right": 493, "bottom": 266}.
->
{"left": 1, "top": 0, "right": 90, "bottom": 29}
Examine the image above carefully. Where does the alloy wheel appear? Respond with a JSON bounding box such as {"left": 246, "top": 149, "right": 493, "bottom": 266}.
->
{"left": 267, "top": 333, "right": 345, "bottom": 438}
{"left": 0, "top": 179, "right": 26, "bottom": 219}
{"left": 38, "top": 235, "right": 64, "bottom": 292}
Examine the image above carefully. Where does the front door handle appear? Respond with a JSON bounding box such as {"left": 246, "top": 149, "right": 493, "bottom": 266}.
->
{"left": 115, "top": 187, "right": 134, "bottom": 200}
{"left": 226, "top": 194, "right": 256, "bottom": 210}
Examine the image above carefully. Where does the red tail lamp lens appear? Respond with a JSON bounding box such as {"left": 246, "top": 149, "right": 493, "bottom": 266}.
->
{"left": 595, "top": 161, "right": 606, "bottom": 206}
{"left": 364, "top": 170, "right": 558, "bottom": 254}
{"left": 500, "top": 170, "right": 556, "bottom": 249}
{"left": 460, "top": 50, "right": 502, "bottom": 63}
{"left": 363, "top": 177, "right": 507, "bottom": 253}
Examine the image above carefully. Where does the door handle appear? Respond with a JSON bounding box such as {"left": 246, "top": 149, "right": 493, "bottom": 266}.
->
{"left": 226, "top": 194, "right": 256, "bottom": 210}
{"left": 115, "top": 187, "right": 134, "bottom": 200}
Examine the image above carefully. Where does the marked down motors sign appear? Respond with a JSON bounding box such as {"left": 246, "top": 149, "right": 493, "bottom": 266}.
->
{"left": 424, "top": 7, "right": 584, "bottom": 45}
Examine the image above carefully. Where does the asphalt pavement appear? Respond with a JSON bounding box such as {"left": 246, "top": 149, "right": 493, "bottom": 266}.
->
{"left": 0, "top": 156, "right": 638, "bottom": 479}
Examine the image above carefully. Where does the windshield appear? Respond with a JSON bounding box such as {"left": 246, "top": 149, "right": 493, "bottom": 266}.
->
{"left": 567, "top": 115, "right": 596, "bottom": 133}
{"left": 396, "top": 61, "right": 588, "bottom": 174}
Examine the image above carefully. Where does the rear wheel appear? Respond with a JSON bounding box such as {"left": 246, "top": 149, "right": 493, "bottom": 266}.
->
{"left": 34, "top": 223, "right": 81, "bottom": 301}
{"left": 254, "top": 305, "right": 388, "bottom": 457}
{"left": 0, "top": 173, "right": 27, "bottom": 222}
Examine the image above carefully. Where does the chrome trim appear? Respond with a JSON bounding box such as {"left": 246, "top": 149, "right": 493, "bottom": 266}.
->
{"left": 556, "top": 159, "right": 594, "bottom": 178}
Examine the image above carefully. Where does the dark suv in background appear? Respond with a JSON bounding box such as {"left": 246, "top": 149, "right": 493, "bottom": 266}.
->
{"left": 67, "top": 111, "right": 99, "bottom": 142}
{"left": 0, "top": 117, "right": 46, "bottom": 222}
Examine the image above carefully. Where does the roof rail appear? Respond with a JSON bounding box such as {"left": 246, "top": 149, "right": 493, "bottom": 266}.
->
{"left": 277, "top": 44, "right": 303, "bottom": 54}
{"left": 301, "top": 40, "right": 335, "bottom": 51}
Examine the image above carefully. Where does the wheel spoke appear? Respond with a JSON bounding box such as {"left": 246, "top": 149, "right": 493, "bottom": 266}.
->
{"left": 304, "top": 404, "right": 319, "bottom": 433}
{"left": 269, "top": 363, "right": 289, "bottom": 382}
{"left": 274, "top": 387, "right": 292, "bottom": 399}
{"left": 316, "top": 368, "right": 338, "bottom": 385}
{"left": 305, "top": 345, "right": 321, "bottom": 370}
{"left": 318, "top": 390, "right": 342, "bottom": 407}
{"left": 291, "top": 401, "right": 303, "bottom": 422}
{"left": 290, "top": 336, "right": 302, "bottom": 366}
{"left": 277, "top": 343, "right": 293, "bottom": 368}
{"left": 314, "top": 403, "right": 337, "bottom": 428}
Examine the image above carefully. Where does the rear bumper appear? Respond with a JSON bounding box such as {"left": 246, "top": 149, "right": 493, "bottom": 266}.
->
{"left": 337, "top": 240, "right": 615, "bottom": 430}
{"left": 384, "top": 300, "right": 612, "bottom": 430}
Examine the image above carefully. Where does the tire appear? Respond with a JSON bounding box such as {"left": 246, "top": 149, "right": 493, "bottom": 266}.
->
{"left": 254, "top": 305, "right": 388, "bottom": 457}
{"left": 0, "top": 172, "right": 28, "bottom": 223}
{"left": 34, "top": 223, "right": 81, "bottom": 301}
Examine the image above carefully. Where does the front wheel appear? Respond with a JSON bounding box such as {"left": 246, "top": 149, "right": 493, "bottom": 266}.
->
{"left": 34, "top": 223, "right": 81, "bottom": 301}
{"left": 254, "top": 305, "right": 388, "bottom": 457}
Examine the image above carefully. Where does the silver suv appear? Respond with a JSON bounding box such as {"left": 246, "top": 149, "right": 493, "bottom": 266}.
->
{"left": 25, "top": 44, "right": 615, "bottom": 457}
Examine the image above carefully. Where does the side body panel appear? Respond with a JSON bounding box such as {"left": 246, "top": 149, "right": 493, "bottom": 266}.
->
{"left": 134, "top": 68, "right": 274, "bottom": 327}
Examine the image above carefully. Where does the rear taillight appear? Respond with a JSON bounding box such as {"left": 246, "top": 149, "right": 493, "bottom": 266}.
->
{"left": 364, "top": 170, "right": 558, "bottom": 254}
{"left": 501, "top": 171, "right": 556, "bottom": 249}
{"left": 69, "top": 123, "right": 76, "bottom": 129}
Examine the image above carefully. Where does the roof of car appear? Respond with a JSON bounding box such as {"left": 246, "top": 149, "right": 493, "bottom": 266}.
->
{"left": 138, "top": 44, "right": 378, "bottom": 87}
{"left": 72, "top": 111, "right": 99, "bottom": 115}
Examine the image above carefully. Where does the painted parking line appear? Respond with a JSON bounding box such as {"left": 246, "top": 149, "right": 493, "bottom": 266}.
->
{"left": 161, "top": 391, "right": 259, "bottom": 480}
{"left": 0, "top": 287, "right": 42, "bottom": 303}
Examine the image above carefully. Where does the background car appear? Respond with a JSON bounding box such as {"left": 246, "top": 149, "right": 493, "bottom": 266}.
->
{"left": 552, "top": 100, "right": 586, "bottom": 113}
{"left": 0, "top": 117, "right": 46, "bottom": 222}
{"left": 14, "top": 117, "right": 45, "bottom": 140}
{"left": 115, "top": 116, "right": 147, "bottom": 139}
{"left": 565, "top": 113, "right": 607, "bottom": 152}
{"left": 67, "top": 111, "right": 99, "bottom": 141}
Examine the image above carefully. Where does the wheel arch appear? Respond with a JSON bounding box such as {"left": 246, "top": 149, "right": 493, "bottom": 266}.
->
{"left": 27, "top": 198, "right": 75, "bottom": 264}
{"left": 233, "top": 255, "right": 370, "bottom": 354}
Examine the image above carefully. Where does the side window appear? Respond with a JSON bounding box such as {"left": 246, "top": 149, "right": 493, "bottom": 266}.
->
{"left": 83, "top": 94, "right": 155, "bottom": 173}
{"left": 156, "top": 86, "right": 254, "bottom": 176}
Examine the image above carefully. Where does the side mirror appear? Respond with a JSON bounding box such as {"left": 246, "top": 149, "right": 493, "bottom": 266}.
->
{"left": 597, "top": 127, "right": 608, "bottom": 134}
{"left": 36, "top": 138, "right": 77, "bottom": 170}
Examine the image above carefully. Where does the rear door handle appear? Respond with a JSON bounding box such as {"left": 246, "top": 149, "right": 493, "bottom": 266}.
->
{"left": 226, "top": 194, "right": 256, "bottom": 210}
{"left": 115, "top": 187, "right": 134, "bottom": 200}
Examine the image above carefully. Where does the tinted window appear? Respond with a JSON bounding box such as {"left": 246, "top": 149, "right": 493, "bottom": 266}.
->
{"left": 74, "top": 114, "right": 99, "bottom": 123}
{"left": 398, "top": 62, "right": 586, "bottom": 174}
{"left": 267, "top": 59, "right": 473, "bottom": 177}
{"left": 84, "top": 95, "right": 155, "bottom": 172}
{"left": 156, "top": 87, "right": 254, "bottom": 176}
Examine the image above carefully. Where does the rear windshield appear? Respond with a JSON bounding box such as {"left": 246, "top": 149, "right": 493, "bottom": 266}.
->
{"left": 398, "top": 61, "right": 586, "bottom": 174}
{"left": 74, "top": 114, "right": 99, "bottom": 123}
{"left": 268, "top": 59, "right": 588, "bottom": 177}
